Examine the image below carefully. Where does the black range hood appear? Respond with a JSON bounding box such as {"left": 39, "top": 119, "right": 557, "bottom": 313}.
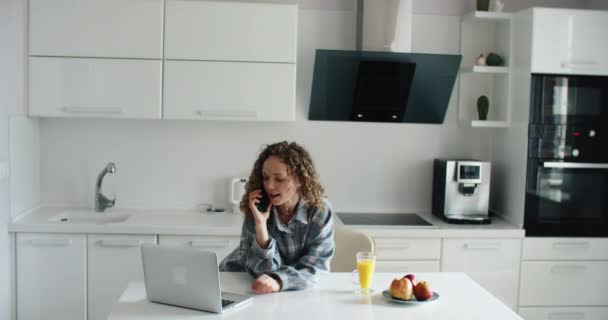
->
{"left": 308, "top": 50, "right": 462, "bottom": 124}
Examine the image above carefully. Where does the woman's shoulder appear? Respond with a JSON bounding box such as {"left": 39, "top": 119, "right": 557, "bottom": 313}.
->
{"left": 306, "top": 198, "right": 333, "bottom": 225}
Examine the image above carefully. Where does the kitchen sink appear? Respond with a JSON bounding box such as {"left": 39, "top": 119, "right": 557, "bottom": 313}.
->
{"left": 48, "top": 212, "right": 131, "bottom": 224}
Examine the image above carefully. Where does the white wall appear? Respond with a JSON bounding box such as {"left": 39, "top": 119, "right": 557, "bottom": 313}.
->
{"left": 1, "top": 0, "right": 28, "bottom": 318}
{"left": 38, "top": 9, "right": 481, "bottom": 214}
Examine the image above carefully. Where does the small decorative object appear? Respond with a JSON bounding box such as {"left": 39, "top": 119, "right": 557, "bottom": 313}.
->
{"left": 493, "top": 0, "right": 505, "bottom": 12}
{"left": 477, "top": 0, "right": 490, "bottom": 11}
{"left": 475, "top": 53, "right": 486, "bottom": 66}
{"left": 486, "top": 52, "right": 504, "bottom": 66}
{"left": 477, "top": 95, "right": 490, "bottom": 120}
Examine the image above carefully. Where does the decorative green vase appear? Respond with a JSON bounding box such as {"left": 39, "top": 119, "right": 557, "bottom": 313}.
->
{"left": 477, "top": 95, "right": 489, "bottom": 120}
{"left": 477, "top": 0, "right": 490, "bottom": 11}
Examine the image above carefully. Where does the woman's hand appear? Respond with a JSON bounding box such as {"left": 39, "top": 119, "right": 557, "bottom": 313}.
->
{"left": 251, "top": 274, "right": 280, "bottom": 294}
{"left": 249, "top": 189, "right": 271, "bottom": 226}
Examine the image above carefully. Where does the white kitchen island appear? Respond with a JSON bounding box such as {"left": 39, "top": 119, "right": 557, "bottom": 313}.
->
{"left": 109, "top": 272, "right": 523, "bottom": 320}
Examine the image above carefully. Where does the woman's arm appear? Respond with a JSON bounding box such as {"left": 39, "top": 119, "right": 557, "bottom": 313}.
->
{"left": 269, "top": 205, "right": 335, "bottom": 291}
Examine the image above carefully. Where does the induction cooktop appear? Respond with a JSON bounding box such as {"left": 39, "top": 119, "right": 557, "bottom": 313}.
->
{"left": 336, "top": 213, "right": 434, "bottom": 227}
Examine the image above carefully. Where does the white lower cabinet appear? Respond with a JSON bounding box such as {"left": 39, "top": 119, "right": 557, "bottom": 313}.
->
{"left": 87, "top": 234, "right": 157, "bottom": 320}
{"left": 441, "top": 238, "right": 522, "bottom": 311}
{"left": 158, "top": 235, "right": 240, "bottom": 264}
{"left": 375, "top": 260, "right": 440, "bottom": 272}
{"left": 372, "top": 237, "right": 441, "bottom": 273}
{"left": 16, "top": 233, "right": 86, "bottom": 320}
{"left": 519, "top": 307, "right": 608, "bottom": 320}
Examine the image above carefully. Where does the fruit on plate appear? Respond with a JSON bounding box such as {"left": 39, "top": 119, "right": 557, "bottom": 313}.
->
{"left": 414, "top": 281, "right": 433, "bottom": 301}
{"left": 389, "top": 277, "right": 414, "bottom": 300}
{"left": 403, "top": 274, "right": 418, "bottom": 286}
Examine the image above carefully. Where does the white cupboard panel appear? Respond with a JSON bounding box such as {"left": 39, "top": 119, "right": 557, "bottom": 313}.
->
{"left": 17, "top": 233, "right": 86, "bottom": 320}
{"left": 165, "top": 0, "right": 297, "bottom": 62}
{"left": 29, "top": 57, "right": 162, "bottom": 119}
{"left": 519, "top": 307, "right": 608, "bottom": 320}
{"left": 531, "top": 8, "right": 608, "bottom": 75}
{"left": 523, "top": 238, "right": 608, "bottom": 261}
{"left": 163, "top": 60, "right": 295, "bottom": 121}
{"left": 520, "top": 261, "right": 608, "bottom": 306}
{"left": 87, "top": 234, "right": 157, "bottom": 320}
{"left": 375, "top": 260, "right": 440, "bottom": 273}
{"left": 441, "top": 238, "right": 521, "bottom": 310}
{"left": 373, "top": 238, "right": 441, "bottom": 260}
{"left": 159, "top": 235, "right": 240, "bottom": 263}
{"left": 29, "top": 0, "right": 163, "bottom": 58}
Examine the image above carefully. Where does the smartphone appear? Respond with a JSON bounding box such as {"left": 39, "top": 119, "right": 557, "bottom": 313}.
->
{"left": 256, "top": 189, "right": 270, "bottom": 212}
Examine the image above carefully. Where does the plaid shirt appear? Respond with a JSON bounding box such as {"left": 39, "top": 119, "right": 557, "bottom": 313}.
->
{"left": 219, "top": 199, "right": 335, "bottom": 291}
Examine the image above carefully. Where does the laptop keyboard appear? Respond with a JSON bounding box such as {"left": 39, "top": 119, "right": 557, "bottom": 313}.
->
{"left": 222, "top": 299, "right": 235, "bottom": 308}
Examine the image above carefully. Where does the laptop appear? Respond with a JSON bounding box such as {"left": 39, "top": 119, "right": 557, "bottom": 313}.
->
{"left": 141, "top": 244, "right": 253, "bottom": 313}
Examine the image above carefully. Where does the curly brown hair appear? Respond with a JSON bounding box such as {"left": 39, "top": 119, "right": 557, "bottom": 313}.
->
{"left": 240, "top": 141, "right": 325, "bottom": 216}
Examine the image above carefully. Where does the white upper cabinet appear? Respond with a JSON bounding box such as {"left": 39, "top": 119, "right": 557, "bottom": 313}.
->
{"left": 165, "top": 0, "right": 297, "bottom": 62}
{"left": 29, "top": 57, "right": 162, "bottom": 119}
{"left": 531, "top": 8, "right": 608, "bottom": 75}
{"left": 29, "top": 0, "right": 163, "bottom": 59}
{"left": 164, "top": 60, "right": 295, "bottom": 121}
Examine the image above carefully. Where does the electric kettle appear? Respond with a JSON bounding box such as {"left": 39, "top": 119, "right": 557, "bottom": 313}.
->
{"left": 230, "top": 177, "right": 247, "bottom": 214}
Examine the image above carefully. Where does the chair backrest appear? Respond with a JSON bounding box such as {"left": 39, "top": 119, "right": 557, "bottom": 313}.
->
{"left": 330, "top": 226, "right": 375, "bottom": 272}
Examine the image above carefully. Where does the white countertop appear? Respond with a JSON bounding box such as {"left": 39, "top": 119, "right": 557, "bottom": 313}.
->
{"left": 109, "top": 272, "right": 523, "bottom": 320}
{"left": 9, "top": 207, "right": 524, "bottom": 238}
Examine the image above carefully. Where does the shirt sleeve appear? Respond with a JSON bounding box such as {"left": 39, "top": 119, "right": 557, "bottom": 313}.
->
{"left": 270, "top": 203, "right": 335, "bottom": 291}
{"left": 219, "top": 215, "right": 284, "bottom": 276}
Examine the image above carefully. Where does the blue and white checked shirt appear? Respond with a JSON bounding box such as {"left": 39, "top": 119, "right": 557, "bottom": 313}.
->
{"left": 219, "top": 198, "right": 335, "bottom": 291}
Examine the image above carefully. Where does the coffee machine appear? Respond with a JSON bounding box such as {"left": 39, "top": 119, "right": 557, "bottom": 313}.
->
{"left": 432, "top": 159, "right": 491, "bottom": 224}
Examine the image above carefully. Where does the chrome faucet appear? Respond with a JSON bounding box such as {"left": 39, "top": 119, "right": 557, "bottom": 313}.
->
{"left": 95, "top": 162, "right": 116, "bottom": 212}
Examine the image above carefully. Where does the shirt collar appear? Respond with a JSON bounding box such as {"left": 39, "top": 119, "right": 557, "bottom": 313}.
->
{"left": 272, "top": 198, "right": 308, "bottom": 233}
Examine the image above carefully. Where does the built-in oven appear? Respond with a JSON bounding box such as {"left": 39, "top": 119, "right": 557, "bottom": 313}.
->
{"left": 525, "top": 74, "right": 608, "bottom": 237}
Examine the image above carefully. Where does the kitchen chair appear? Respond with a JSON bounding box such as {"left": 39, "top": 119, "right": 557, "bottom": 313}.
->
{"left": 330, "top": 226, "right": 375, "bottom": 272}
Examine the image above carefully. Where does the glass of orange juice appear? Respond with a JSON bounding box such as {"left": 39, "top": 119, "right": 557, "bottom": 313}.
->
{"left": 351, "top": 252, "right": 376, "bottom": 294}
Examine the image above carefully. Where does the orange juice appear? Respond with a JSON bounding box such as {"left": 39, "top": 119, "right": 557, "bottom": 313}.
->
{"left": 357, "top": 259, "right": 375, "bottom": 289}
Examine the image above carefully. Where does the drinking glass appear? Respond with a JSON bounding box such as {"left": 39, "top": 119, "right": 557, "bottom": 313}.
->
{"left": 351, "top": 252, "right": 376, "bottom": 294}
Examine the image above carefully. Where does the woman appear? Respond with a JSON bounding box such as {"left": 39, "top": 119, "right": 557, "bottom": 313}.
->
{"left": 220, "top": 141, "right": 334, "bottom": 294}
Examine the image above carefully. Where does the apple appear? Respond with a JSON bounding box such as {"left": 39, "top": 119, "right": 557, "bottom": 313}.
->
{"left": 403, "top": 274, "right": 418, "bottom": 286}
{"left": 389, "top": 278, "right": 414, "bottom": 300}
{"left": 413, "top": 281, "right": 433, "bottom": 301}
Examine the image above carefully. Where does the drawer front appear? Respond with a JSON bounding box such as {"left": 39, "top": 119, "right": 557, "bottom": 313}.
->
{"left": 441, "top": 238, "right": 522, "bottom": 311}
{"left": 375, "top": 260, "right": 440, "bottom": 273}
{"left": 163, "top": 60, "right": 295, "bottom": 121}
{"left": 519, "top": 307, "right": 608, "bottom": 320}
{"left": 373, "top": 238, "right": 440, "bottom": 260}
{"left": 520, "top": 261, "right": 608, "bottom": 306}
{"left": 29, "top": 0, "right": 163, "bottom": 58}
{"left": 159, "top": 235, "right": 240, "bottom": 263}
{"left": 523, "top": 238, "right": 608, "bottom": 260}
{"left": 29, "top": 57, "right": 162, "bottom": 119}
{"left": 165, "top": 0, "right": 297, "bottom": 62}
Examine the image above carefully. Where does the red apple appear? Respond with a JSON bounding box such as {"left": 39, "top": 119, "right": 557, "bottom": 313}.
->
{"left": 413, "top": 281, "right": 433, "bottom": 301}
{"left": 389, "top": 277, "right": 414, "bottom": 300}
{"left": 403, "top": 274, "right": 418, "bottom": 286}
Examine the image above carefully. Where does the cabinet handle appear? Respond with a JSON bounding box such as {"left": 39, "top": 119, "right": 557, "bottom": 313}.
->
{"left": 463, "top": 242, "right": 501, "bottom": 250}
{"left": 551, "top": 265, "right": 588, "bottom": 274}
{"left": 29, "top": 239, "right": 72, "bottom": 246}
{"left": 190, "top": 240, "right": 226, "bottom": 248}
{"left": 548, "top": 311, "right": 585, "bottom": 320}
{"left": 61, "top": 106, "right": 124, "bottom": 114}
{"left": 560, "top": 60, "right": 599, "bottom": 69}
{"left": 552, "top": 241, "right": 590, "bottom": 251}
{"left": 376, "top": 243, "right": 409, "bottom": 250}
{"left": 99, "top": 239, "right": 143, "bottom": 247}
{"left": 194, "top": 109, "right": 258, "bottom": 120}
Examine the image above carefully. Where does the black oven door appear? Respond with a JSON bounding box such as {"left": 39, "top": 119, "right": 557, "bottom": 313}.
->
{"left": 524, "top": 160, "right": 608, "bottom": 237}
{"left": 531, "top": 74, "right": 608, "bottom": 125}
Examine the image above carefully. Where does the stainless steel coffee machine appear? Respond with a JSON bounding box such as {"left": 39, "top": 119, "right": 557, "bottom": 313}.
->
{"left": 432, "top": 159, "right": 491, "bottom": 224}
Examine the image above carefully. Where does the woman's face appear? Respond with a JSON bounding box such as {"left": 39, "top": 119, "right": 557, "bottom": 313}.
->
{"left": 262, "top": 155, "right": 300, "bottom": 207}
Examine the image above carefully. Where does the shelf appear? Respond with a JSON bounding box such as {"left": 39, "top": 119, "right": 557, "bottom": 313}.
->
{"left": 463, "top": 11, "right": 512, "bottom": 22}
{"left": 461, "top": 66, "right": 510, "bottom": 74}
{"left": 470, "top": 120, "right": 510, "bottom": 128}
